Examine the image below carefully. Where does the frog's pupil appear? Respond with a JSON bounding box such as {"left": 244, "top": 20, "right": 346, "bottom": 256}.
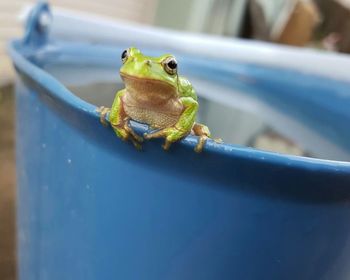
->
{"left": 121, "top": 50, "right": 127, "bottom": 60}
{"left": 167, "top": 60, "right": 177, "bottom": 69}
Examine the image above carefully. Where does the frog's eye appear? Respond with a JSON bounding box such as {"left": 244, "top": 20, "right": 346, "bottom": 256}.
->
{"left": 121, "top": 49, "right": 129, "bottom": 64}
{"left": 162, "top": 56, "right": 177, "bottom": 75}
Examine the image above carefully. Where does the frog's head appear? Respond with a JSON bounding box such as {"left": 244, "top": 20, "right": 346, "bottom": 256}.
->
{"left": 119, "top": 47, "right": 179, "bottom": 102}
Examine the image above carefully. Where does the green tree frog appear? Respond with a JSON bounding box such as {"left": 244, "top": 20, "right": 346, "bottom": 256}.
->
{"left": 98, "top": 47, "right": 213, "bottom": 152}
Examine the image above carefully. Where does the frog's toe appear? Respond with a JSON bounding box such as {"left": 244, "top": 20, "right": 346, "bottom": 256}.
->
{"left": 121, "top": 131, "right": 143, "bottom": 150}
{"left": 124, "top": 123, "right": 143, "bottom": 143}
{"left": 194, "top": 135, "right": 208, "bottom": 153}
{"left": 130, "top": 137, "right": 143, "bottom": 150}
{"left": 123, "top": 131, "right": 143, "bottom": 150}
{"left": 214, "top": 138, "right": 223, "bottom": 144}
{"left": 97, "top": 106, "right": 110, "bottom": 127}
{"left": 162, "top": 139, "right": 173, "bottom": 151}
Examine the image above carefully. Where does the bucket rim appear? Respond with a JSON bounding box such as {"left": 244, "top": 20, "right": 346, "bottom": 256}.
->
{"left": 8, "top": 40, "right": 350, "bottom": 175}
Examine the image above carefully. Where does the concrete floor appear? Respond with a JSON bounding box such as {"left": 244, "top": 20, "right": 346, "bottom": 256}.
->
{"left": 0, "top": 84, "right": 16, "bottom": 280}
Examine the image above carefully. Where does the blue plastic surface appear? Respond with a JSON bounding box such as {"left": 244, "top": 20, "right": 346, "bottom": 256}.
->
{"left": 9, "top": 3, "right": 350, "bottom": 280}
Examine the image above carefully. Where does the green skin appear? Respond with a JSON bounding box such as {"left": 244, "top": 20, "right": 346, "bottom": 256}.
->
{"left": 99, "top": 47, "right": 212, "bottom": 152}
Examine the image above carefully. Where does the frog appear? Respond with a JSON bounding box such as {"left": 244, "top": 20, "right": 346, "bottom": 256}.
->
{"left": 98, "top": 47, "right": 214, "bottom": 152}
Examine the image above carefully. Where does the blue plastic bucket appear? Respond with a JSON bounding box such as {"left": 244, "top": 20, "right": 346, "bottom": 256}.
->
{"left": 9, "top": 3, "right": 350, "bottom": 280}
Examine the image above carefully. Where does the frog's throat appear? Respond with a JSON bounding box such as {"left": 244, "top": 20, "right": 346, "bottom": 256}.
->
{"left": 120, "top": 72, "right": 178, "bottom": 104}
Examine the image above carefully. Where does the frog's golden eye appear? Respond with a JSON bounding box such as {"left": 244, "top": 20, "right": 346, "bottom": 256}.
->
{"left": 121, "top": 49, "right": 129, "bottom": 64}
{"left": 162, "top": 56, "right": 177, "bottom": 75}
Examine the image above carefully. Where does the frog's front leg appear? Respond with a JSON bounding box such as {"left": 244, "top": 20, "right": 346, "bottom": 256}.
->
{"left": 144, "top": 97, "right": 198, "bottom": 151}
{"left": 100, "top": 89, "right": 143, "bottom": 149}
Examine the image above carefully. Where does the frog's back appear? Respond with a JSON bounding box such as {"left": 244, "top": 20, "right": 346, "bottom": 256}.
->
{"left": 178, "top": 76, "right": 197, "bottom": 101}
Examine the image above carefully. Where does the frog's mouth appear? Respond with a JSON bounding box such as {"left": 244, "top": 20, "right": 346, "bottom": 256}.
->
{"left": 120, "top": 73, "right": 177, "bottom": 105}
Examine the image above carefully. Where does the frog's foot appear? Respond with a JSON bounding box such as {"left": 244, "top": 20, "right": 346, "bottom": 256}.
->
{"left": 97, "top": 106, "right": 110, "bottom": 127}
{"left": 213, "top": 138, "right": 223, "bottom": 144}
{"left": 123, "top": 118, "right": 143, "bottom": 143}
{"left": 112, "top": 118, "right": 143, "bottom": 150}
{"left": 192, "top": 123, "right": 212, "bottom": 153}
{"left": 144, "top": 127, "right": 188, "bottom": 151}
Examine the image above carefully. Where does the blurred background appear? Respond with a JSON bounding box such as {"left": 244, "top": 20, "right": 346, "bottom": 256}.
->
{"left": 1, "top": 0, "right": 350, "bottom": 279}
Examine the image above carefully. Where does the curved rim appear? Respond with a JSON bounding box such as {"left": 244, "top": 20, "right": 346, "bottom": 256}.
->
{"left": 8, "top": 40, "right": 350, "bottom": 174}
